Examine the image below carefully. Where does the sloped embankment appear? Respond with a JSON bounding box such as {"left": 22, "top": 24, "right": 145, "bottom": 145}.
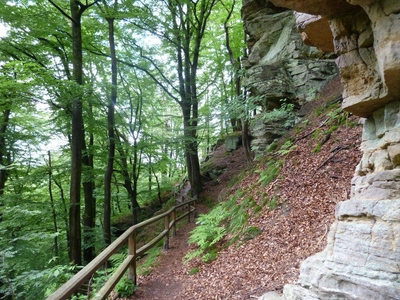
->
{"left": 179, "top": 77, "right": 362, "bottom": 299}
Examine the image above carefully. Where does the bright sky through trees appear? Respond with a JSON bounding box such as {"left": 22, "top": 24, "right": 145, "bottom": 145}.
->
{"left": 0, "top": 23, "right": 8, "bottom": 37}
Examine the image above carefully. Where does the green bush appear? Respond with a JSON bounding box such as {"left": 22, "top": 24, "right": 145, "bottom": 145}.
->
{"left": 186, "top": 189, "right": 264, "bottom": 263}
{"left": 242, "top": 226, "right": 262, "bottom": 241}
{"left": 312, "top": 143, "right": 321, "bottom": 153}
{"left": 137, "top": 243, "right": 163, "bottom": 276}
{"left": 267, "top": 142, "right": 279, "bottom": 152}
{"left": 277, "top": 140, "right": 296, "bottom": 156}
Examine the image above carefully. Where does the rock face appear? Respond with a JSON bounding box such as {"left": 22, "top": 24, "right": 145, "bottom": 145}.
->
{"left": 242, "top": 0, "right": 338, "bottom": 155}
{"left": 252, "top": 0, "right": 400, "bottom": 299}
{"left": 271, "top": 0, "right": 400, "bottom": 118}
{"left": 250, "top": 109, "right": 294, "bottom": 154}
{"left": 225, "top": 135, "right": 242, "bottom": 152}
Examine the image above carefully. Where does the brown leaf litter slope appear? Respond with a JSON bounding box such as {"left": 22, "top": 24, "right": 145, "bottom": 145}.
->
{"left": 129, "top": 77, "right": 363, "bottom": 299}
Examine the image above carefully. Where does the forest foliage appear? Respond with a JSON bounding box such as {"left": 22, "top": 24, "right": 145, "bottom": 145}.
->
{"left": 0, "top": 0, "right": 246, "bottom": 298}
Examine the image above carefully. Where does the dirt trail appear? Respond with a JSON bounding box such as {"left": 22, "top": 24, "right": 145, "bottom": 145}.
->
{"left": 121, "top": 181, "right": 207, "bottom": 300}
{"left": 127, "top": 222, "right": 196, "bottom": 300}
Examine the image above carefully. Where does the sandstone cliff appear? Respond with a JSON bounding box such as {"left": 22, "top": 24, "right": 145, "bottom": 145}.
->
{"left": 241, "top": 0, "right": 338, "bottom": 155}
{"left": 250, "top": 0, "right": 400, "bottom": 299}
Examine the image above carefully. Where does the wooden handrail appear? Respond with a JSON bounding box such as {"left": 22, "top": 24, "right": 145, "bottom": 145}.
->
{"left": 47, "top": 198, "right": 197, "bottom": 300}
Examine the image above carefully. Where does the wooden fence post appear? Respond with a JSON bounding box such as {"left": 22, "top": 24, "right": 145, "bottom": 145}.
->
{"left": 128, "top": 230, "right": 137, "bottom": 286}
{"left": 164, "top": 214, "right": 170, "bottom": 250}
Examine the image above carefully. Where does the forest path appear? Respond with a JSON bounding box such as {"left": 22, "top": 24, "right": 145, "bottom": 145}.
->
{"left": 120, "top": 145, "right": 249, "bottom": 300}
{"left": 120, "top": 181, "right": 207, "bottom": 300}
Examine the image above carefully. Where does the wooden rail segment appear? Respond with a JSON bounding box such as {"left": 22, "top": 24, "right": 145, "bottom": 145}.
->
{"left": 46, "top": 198, "right": 197, "bottom": 300}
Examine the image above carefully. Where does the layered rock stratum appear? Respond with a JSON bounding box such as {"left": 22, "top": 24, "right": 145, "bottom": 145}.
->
{"left": 241, "top": 0, "right": 338, "bottom": 155}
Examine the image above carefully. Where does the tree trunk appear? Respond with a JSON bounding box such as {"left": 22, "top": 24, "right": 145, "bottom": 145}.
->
{"left": 54, "top": 178, "right": 69, "bottom": 250}
{"left": 104, "top": 17, "right": 117, "bottom": 246}
{"left": 181, "top": 101, "right": 202, "bottom": 198}
{"left": 131, "top": 138, "right": 140, "bottom": 225}
{"left": 0, "top": 108, "right": 10, "bottom": 223}
{"left": 47, "top": 151, "right": 59, "bottom": 257}
{"left": 69, "top": 0, "right": 84, "bottom": 266}
{"left": 82, "top": 133, "right": 96, "bottom": 263}
{"left": 223, "top": 0, "right": 253, "bottom": 162}
{"left": 241, "top": 118, "right": 254, "bottom": 162}
{"left": 151, "top": 166, "right": 163, "bottom": 206}
{"left": 115, "top": 133, "right": 141, "bottom": 225}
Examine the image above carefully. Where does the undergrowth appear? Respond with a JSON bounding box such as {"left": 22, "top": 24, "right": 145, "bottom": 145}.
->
{"left": 184, "top": 204, "right": 229, "bottom": 263}
{"left": 137, "top": 242, "right": 164, "bottom": 276}
{"left": 185, "top": 157, "right": 283, "bottom": 263}
{"left": 255, "top": 160, "right": 282, "bottom": 187}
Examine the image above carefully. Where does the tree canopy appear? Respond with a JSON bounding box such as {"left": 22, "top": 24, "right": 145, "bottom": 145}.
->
{"left": 0, "top": 0, "right": 245, "bottom": 298}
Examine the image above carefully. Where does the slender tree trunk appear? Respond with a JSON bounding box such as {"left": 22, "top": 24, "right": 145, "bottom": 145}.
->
{"left": 69, "top": 0, "right": 84, "bottom": 265}
{"left": 104, "top": 17, "right": 117, "bottom": 246}
{"left": 223, "top": 0, "right": 253, "bottom": 162}
{"left": 113, "top": 173, "right": 122, "bottom": 213}
{"left": 241, "top": 117, "right": 253, "bottom": 162}
{"left": 151, "top": 167, "right": 163, "bottom": 205}
{"left": 54, "top": 179, "right": 69, "bottom": 249}
{"left": 82, "top": 133, "right": 96, "bottom": 263}
{"left": 148, "top": 159, "right": 152, "bottom": 192}
{"left": 47, "top": 151, "right": 59, "bottom": 257}
{"left": 131, "top": 139, "right": 140, "bottom": 225}
{"left": 115, "top": 132, "right": 141, "bottom": 225}
{"left": 0, "top": 108, "right": 10, "bottom": 223}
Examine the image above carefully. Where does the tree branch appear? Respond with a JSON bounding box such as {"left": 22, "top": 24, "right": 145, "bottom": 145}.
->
{"left": 47, "top": 0, "right": 74, "bottom": 23}
{"left": 86, "top": 47, "right": 180, "bottom": 103}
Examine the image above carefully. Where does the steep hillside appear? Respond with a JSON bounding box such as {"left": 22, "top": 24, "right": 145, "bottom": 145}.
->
{"left": 179, "top": 77, "right": 361, "bottom": 299}
{"left": 126, "top": 76, "right": 362, "bottom": 299}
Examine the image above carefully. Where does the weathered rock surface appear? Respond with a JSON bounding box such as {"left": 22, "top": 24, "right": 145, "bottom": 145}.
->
{"left": 356, "top": 100, "right": 400, "bottom": 175}
{"left": 295, "top": 13, "right": 334, "bottom": 52}
{"left": 242, "top": 0, "right": 338, "bottom": 155}
{"left": 225, "top": 135, "right": 242, "bottom": 152}
{"left": 287, "top": 205, "right": 400, "bottom": 300}
{"left": 253, "top": 0, "right": 400, "bottom": 299}
{"left": 250, "top": 111, "right": 293, "bottom": 153}
{"left": 271, "top": 0, "right": 400, "bottom": 117}
{"left": 271, "top": 0, "right": 356, "bottom": 17}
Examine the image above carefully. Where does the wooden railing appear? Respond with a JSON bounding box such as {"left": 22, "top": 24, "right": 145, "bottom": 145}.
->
{"left": 47, "top": 198, "right": 197, "bottom": 300}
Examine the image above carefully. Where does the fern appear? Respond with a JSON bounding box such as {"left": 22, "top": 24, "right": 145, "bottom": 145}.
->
{"left": 257, "top": 99, "right": 295, "bottom": 128}
{"left": 277, "top": 140, "right": 297, "bottom": 156}
{"left": 184, "top": 204, "right": 229, "bottom": 262}
{"left": 256, "top": 160, "right": 281, "bottom": 186}
{"left": 115, "top": 275, "right": 137, "bottom": 297}
{"left": 109, "top": 252, "right": 127, "bottom": 266}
